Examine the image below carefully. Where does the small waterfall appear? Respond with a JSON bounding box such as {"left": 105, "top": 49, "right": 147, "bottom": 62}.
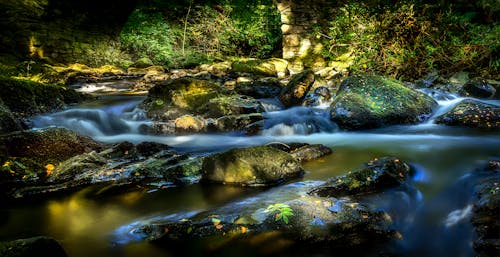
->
{"left": 262, "top": 107, "right": 338, "bottom": 136}
{"left": 31, "top": 99, "right": 151, "bottom": 137}
{"left": 74, "top": 79, "right": 138, "bottom": 94}
{"left": 258, "top": 98, "right": 284, "bottom": 112}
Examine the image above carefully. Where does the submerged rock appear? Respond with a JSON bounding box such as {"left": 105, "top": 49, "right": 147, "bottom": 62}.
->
{"left": 266, "top": 142, "right": 333, "bottom": 162}
{"left": 201, "top": 146, "right": 303, "bottom": 186}
{"left": 279, "top": 70, "right": 315, "bottom": 108}
{"left": 0, "top": 236, "right": 68, "bottom": 257}
{"left": 435, "top": 100, "right": 500, "bottom": 129}
{"left": 309, "top": 157, "right": 411, "bottom": 197}
{"left": 471, "top": 160, "right": 500, "bottom": 257}
{"left": 329, "top": 75, "right": 437, "bottom": 130}
{"left": 3, "top": 141, "right": 202, "bottom": 199}
{"left": 129, "top": 178, "right": 401, "bottom": 256}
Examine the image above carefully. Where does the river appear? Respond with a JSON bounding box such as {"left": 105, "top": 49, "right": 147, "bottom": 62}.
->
{"left": 1, "top": 81, "right": 499, "bottom": 257}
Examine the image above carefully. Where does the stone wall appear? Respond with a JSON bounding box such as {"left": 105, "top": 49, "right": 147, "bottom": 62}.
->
{"left": 0, "top": 0, "right": 136, "bottom": 65}
{"left": 275, "top": 0, "right": 335, "bottom": 70}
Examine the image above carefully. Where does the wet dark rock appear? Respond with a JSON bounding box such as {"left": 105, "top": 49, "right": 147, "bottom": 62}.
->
{"left": 213, "top": 113, "right": 264, "bottom": 134}
{"left": 330, "top": 75, "right": 437, "bottom": 130}
{"left": 471, "top": 160, "right": 500, "bottom": 257}
{"left": 201, "top": 146, "right": 303, "bottom": 186}
{"left": 279, "top": 70, "right": 315, "bottom": 107}
{"left": 461, "top": 78, "right": 497, "bottom": 99}
{"left": 435, "top": 100, "right": 500, "bottom": 129}
{"left": 309, "top": 157, "right": 411, "bottom": 197}
{"left": 0, "top": 100, "right": 22, "bottom": 134}
{"left": 235, "top": 78, "right": 283, "bottom": 98}
{"left": 302, "top": 86, "right": 332, "bottom": 107}
{"left": 0, "top": 236, "right": 68, "bottom": 257}
{"left": 289, "top": 144, "right": 333, "bottom": 162}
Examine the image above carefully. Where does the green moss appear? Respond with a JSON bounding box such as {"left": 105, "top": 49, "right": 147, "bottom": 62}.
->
{"left": 330, "top": 74, "right": 437, "bottom": 129}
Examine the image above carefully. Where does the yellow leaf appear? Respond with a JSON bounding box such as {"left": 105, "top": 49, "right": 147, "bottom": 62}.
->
{"left": 45, "top": 164, "right": 55, "bottom": 175}
{"left": 240, "top": 226, "right": 248, "bottom": 233}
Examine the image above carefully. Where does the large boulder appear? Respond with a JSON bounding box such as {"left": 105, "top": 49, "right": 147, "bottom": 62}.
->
{"left": 0, "top": 236, "right": 68, "bottom": 257}
{"left": 309, "top": 157, "right": 411, "bottom": 197}
{"left": 329, "top": 75, "right": 437, "bottom": 130}
{"left": 435, "top": 100, "right": 500, "bottom": 129}
{"left": 279, "top": 69, "right": 315, "bottom": 108}
{"left": 201, "top": 146, "right": 303, "bottom": 186}
{"left": 141, "top": 77, "right": 226, "bottom": 121}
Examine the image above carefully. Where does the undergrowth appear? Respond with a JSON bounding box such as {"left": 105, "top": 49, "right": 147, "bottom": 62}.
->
{"left": 319, "top": 0, "right": 499, "bottom": 79}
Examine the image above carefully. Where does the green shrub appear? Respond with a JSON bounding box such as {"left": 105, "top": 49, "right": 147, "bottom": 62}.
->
{"left": 321, "top": 1, "right": 499, "bottom": 79}
{"left": 119, "top": 0, "right": 281, "bottom": 68}
{"left": 120, "top": 7, "right": 176, "bottom": 66}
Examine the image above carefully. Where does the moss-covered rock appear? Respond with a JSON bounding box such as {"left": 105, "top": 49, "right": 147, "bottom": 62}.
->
{"left": 0, "top": 236, "right": 68, "bottom": 257}
{"left": 329, "top": 75, "right": 437, "bottom": 130}
{"left": 0, "top": 76, "right": 83, "bottom": 117}
{"left": 235, "top": 77, "right": 283, "bottom": 98}
{"left": 201, "top": 146, "right": 303, "bottom": 186}
{"left": 309, "top": 157, "right": 411, "bottom": 197}
{"left": 279, "top": 70, "right": 315, "bottom": 107}
{"left": 231, "top": 58, "right": 288, "bottom": 77}
{"left": 435, "top": 100, "right": 500, "bottom": 129}
{"left": 141, "top": 77, "right": 226, "bottom": 121}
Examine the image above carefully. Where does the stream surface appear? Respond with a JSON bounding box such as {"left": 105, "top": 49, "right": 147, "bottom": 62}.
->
{"left": 1, "top": 81, "right": 499, "bottom": 257}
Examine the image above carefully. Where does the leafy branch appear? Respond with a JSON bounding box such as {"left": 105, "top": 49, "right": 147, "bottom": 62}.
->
{"left": 265, "top": 203, "right": 294, "bottom": 224}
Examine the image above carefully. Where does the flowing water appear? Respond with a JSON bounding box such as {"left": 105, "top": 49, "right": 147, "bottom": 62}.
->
{"left": 1, "top": 81, "right": 499, "bottom": 257}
